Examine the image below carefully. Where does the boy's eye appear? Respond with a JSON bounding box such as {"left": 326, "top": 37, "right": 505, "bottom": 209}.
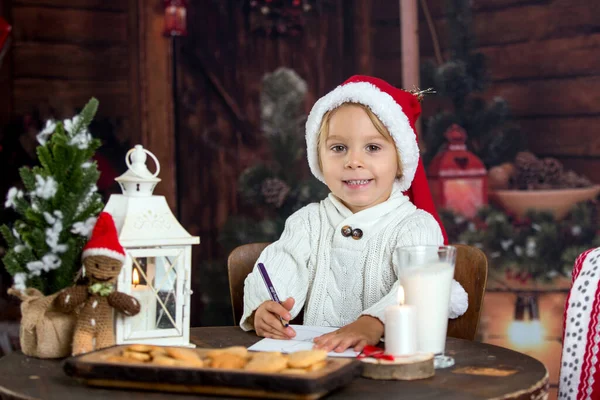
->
{"left": 330, "top": 145, "right": 346, "bottom": 152}
{"left": 366, "top": 144, "right": 381, "bottom": 152}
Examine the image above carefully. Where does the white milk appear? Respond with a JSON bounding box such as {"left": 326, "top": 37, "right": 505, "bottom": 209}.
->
{"left": 399, "top": 261, "right": 454, "bottom": 354}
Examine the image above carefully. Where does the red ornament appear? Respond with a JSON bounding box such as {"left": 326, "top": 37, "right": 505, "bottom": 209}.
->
{"left": 428, "top": 124, "right": 488, "bottom": 218}
{"left": 163, "top": 0, "right": 188, "bottom": 37}
{"left": 0, "top": 17, "right": 12, "bottom": 67}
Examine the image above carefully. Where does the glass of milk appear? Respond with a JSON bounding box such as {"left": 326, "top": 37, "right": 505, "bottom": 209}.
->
{"left": 395, "top": 245, "right": 457, "bottom": 368}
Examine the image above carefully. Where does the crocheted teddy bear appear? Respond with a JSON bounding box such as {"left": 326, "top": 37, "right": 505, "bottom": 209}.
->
{"left": 55, "top": 212, "right": 141, "bottom": 355}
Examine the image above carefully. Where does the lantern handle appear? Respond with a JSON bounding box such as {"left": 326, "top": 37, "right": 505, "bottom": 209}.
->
{"left": 125, "top": 146, "right": 161, "bottom": 179}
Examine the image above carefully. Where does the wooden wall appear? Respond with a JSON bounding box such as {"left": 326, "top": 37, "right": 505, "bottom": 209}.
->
{"left": 175, "top": 0, "right": 374, "bottom": 325}
{"left": 0, "top": 0, "right": 177, "bottom": 206}
{"left": 372, "top": 0, "right": 600, "bottom": 183}
{"left": 4, "top": 0, "right": 132, "bottom": 132}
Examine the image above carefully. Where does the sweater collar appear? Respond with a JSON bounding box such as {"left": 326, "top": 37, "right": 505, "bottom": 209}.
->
{"left": 327, "top": 181, "right": 410, "bottom": 223}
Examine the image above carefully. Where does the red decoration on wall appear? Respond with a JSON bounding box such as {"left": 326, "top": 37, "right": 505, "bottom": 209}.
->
{"left": 428, "top": 124, "right": 488, "bottom": 218}
{"left": 163, "top": 0, "right": 188, "bottom": 37}
{"left": 0, "top": 17, "right": 12, "bottom": 67}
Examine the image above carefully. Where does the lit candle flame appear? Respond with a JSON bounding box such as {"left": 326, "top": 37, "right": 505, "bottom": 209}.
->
{"left": 132, "top": 268, "right": 140, "bottom": 287}
{"left": 397, "top": 285, "right": 405, "bottom": 305}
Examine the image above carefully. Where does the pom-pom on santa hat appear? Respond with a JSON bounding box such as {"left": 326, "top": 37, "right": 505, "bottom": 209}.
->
{"left": 82, "top": 212, "right": 126, "bottom": 262}
{"left": 305, "top": 75, "right": 447, "bottom": 242}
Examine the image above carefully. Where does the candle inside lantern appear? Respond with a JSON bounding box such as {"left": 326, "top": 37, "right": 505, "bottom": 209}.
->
{"left": 130, "top": 268, "right": 157, "bottom": 331}
{"left": 384, "top": 285, "right": 417, "bottom": 356}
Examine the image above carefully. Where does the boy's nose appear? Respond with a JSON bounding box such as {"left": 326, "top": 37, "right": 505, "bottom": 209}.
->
{"left": 345, "top": 150, "right": 364, "bottom": 168}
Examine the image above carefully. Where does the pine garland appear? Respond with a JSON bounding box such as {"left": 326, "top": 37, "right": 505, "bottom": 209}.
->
{"left": 1, "top": 98, "right": 104, "bottom": 295}
{"left": 440, "top": 201, "right": 600, "bottom": 281}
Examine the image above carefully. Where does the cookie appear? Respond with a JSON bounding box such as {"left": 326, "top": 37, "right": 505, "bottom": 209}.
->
{"left": 287, "top": 349, "right": 328, "bottom": 369}
{"left": 280, "top": 368, "right": 308, "bottom": 375}
{"left": 305, "top": 360, "right": 327, "bottom": 372}
{"left": 166, "top": 347, "right": 202, "bottom": 363}
{"left": 126, "top": 344, "right": 154, "bottom": 353}
{"left": 249, "top": 351, "right": 282, "bottom": 360}
{"left": 150, "top": 348, "right": 168, "bottom": 358}
{"left": 244, "top": 354, "right": 288, "bottom": 373}
{"left": 206, "top": 346, "right": 248, "bottom": 359}
{"left": 210, "top": 353, "right": 246, "bottom": 369}
{"left": 122, "top": 350, "right": 151, "bottom": 362}
{"left": 152, "top": 356, "right": 179, "bottom": 366}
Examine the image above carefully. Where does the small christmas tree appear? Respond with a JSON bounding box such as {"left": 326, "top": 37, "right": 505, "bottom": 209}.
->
{"left": 421, "top": 0, "right": 525, "bottom": 168}
{"left": 1, "top": 98, "right": 104, "bottom": 295}
{"left": 219, "top": 67, "right": 328, "bottom": 251}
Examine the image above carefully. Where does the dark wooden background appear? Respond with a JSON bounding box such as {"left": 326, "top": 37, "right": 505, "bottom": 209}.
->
{"left": 0, "top": 0, "right": 599, "bottom": 327}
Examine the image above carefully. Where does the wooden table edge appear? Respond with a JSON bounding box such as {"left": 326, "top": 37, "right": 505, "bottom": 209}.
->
{"left": 492, "top": 370, "right": 549, "bottom": 400}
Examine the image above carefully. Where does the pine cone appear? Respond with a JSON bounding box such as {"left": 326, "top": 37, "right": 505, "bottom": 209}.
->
{"left": 261, "top": 178, "right": 290, "bottom": 208}
{"left": 513, "top": 152, "right": 544, "bottom": 190}
{"left": 514, "top": 151, "right": 539, "bottom": 169}
{"left": 542, "top": 157, "right": 564, "bottom": 187}
{"left": 559, "top": 171, "right": 579, "bottom": 189}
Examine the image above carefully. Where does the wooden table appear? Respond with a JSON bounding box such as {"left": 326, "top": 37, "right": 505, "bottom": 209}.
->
{"left": 0, "top": 327, "right": 548, "bottom": 400}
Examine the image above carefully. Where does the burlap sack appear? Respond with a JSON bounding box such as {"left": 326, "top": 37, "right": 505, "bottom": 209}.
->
{"left": 8, "top": 287, "right": 76, "bottom": 359}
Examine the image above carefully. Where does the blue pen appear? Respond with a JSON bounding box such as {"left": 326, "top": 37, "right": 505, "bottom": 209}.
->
{"left": 257, "top": 262, "right": 289, "bottom": 328}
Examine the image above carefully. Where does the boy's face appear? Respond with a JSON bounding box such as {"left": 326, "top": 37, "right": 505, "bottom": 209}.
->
{"left": 319, "top": 104, "right": 399, "bottom": 213}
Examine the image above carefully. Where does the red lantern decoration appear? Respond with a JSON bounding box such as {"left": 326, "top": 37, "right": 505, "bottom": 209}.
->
{"left": 163, "top": 0, "right": 188, "bottom": 37}
{"left": 0, "top": 17, "right": 12, "bottom": 67}
{"left": 427, "top": 124, "right": 488, "bottom": 218}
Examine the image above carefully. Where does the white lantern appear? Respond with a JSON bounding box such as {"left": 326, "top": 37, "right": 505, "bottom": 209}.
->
{"left": 104, "top": 144, "right": 199, "bottom": 347}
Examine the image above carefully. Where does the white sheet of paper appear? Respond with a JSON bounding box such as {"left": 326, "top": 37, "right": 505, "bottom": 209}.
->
{"left": 248, "top": 325, "right": 360, "bottom": 358}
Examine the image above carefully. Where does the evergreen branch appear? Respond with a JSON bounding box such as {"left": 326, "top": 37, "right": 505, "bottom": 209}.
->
{"left": 19, "top": 166, "right": 36, "bottom": 193}
{"left": 72, "top": 98, "right": 99, "bottom": 135}
{"left": 0, "top": 225, "right": 15, "bottom": 248}
{"left": 36, "top": 145, "right": 55, "bottom": 174}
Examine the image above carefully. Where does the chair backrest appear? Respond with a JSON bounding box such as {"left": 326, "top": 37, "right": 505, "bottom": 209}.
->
{"left": 228, "top": 242, "right": 270, "bottom": 326}
{"left": 227, "top": 242, "right": 487, "bottom": 340}
{"left": 446, "top": 244, "right": 488, "bottom": 341}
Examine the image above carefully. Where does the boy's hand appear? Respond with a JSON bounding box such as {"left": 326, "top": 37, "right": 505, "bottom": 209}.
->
{"left": 254, "top": 297, "right": 296, "bottom": 340}
{"left": 313, "top": 315, "right": 384, "bottom": 353}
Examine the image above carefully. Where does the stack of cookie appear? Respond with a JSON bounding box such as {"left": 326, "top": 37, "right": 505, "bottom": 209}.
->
{"left": 104, "top": 345, "right": 330, "bottom": 375}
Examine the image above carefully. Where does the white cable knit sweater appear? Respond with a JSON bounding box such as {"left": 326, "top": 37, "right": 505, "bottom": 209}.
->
{"left": 240, "top": 183, "right": 468, "bottom": 331}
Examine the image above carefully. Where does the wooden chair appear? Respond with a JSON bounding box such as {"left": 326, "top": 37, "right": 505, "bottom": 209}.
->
{"left": 227, "top": 243, "right": 488, "bottom": 341}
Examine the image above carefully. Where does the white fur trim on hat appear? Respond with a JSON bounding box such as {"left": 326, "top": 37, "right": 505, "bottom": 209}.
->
{"left": 82, "top": 248, "right": 126, "bottom": 263}
{"left": 305, "top": 81, "right": 419, "bottom": 192}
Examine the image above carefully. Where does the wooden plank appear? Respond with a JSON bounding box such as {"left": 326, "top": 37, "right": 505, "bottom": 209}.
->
{"left": 556, "top": 158, "right": 600, "bottom": 185}
{"left": 126, "top": 0, "right": 141, "bottom": 148}
{"left": 352, "top": 0, "right": 372, "bottom": 75}
{"left": 420, "top": 0, "right": 553, "bottom": 19}
{"left": 474, "top": 0, "right": 600, "bottom": 47}
{"left": 373, "top": 57, "right": 402, "bottom": 87}
{"left": 13, "top": 78, "right": 130, "bottom": 117}
{"left": 519, "top": 117, "right": 600, "bottom": 157}
{"left": 12, "top": 6, "right": 127, "bottom": 44}
{"left": 13, "top": 42, "right": 129, "bottom": 80}
{"left": 0, "top": 0, "right": 12, "bottom": 126}
{"left": 135, "top": 0, "right": 176, "bottom": 210}
{"left": 481, "top": 34, "right": 600, "bottom": 81}
{"left": 12, "top": 0, "right": 127, "bottom": 11}
{"left": 376, "top": 0, "right": 600, "bottom": 55}
{"left": 484, "top": 77, "right": 600, "bottom": 117}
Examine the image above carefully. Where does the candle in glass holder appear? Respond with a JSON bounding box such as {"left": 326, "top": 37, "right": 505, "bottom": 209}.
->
{"left": 384, "top": 285, "right": 417, "bottom": 356}
{"left": 130, "top": 269, "right": 157, "bottom": 331}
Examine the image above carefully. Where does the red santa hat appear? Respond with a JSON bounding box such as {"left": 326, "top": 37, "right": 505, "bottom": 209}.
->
{"left": 81, "top": 212, "right": 126, "bottom": 262}
{"left": 305, "top": 75, "right": 447, "bottom": 243}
